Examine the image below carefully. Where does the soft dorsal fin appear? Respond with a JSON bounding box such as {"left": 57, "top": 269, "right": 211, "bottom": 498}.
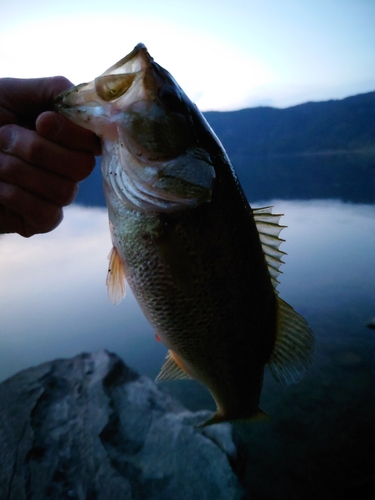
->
{"left": 268, "top": 297, "right": 314, "bottom": 386}
{"left": 106, "top": 246, "right": 126, "bottom": 304}
{"left": 253, "top": 206, "right": 286, "bottom": 292}
{"left": 155, "top": 350, "right": 192, "bottom": 382}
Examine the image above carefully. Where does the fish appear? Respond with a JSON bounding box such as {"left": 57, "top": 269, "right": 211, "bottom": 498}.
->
{"left": 55, "top": 43, "right": 314, "bottom": 426}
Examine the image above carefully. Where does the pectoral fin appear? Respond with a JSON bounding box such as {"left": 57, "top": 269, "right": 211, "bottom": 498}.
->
{"left": 106, "top": 246, "right": 126, "bottom": 304}
{"left": 155, "top": 350, "right": 192, "bottom": 382}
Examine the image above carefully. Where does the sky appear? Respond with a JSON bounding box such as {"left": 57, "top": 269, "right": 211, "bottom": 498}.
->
{"left": 0, "top": 0, "right": 374, "bottom": 111}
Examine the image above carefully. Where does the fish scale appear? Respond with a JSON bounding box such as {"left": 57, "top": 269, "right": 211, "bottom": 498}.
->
{"left": 55, "top": 43, "right": 314, "bottom": 426}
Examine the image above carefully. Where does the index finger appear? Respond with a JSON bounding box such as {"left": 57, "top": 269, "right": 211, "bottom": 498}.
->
{"left": 0, "top": 76, "right": 73, "bottom": 128}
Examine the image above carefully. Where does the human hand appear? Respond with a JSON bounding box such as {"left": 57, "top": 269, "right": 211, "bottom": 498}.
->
{"left": 0, "top": 77, "right": 101, "bottom": 237}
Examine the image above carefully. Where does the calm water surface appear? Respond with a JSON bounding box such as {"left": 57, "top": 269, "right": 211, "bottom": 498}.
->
{"left": 0, "top": 198, "right": 374, "bottom": 499}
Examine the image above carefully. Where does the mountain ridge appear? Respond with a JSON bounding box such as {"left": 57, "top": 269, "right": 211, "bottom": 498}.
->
{"left": 74, "top": 91, "right": 375, "bottom": 206}
{"left": 204, "top": 91, "right": 375, "bottom": 157}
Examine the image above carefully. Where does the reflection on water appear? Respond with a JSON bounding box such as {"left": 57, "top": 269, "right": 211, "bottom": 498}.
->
{"left": 0, "top": 206, "right": 162, "bottom": 382}
{"left": 2, "top": 200, "right": 372, "bottom": 382}
{"left": 0, "top": 200, "right": 374, "bottom": 498}
{"left": 237, "top": 152, "right": 375, "bottom": 204}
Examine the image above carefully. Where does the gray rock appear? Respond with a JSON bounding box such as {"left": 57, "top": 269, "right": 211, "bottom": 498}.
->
{"left": 0, "top": 350, "right": 243, "bottom": 500}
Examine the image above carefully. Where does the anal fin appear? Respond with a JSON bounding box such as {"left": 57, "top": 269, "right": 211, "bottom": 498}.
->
{"left": 106, "top": 246, "right": 126, "bottom": 304}
{"left": 155, "top": 350, "right": 192, "bottom": 382}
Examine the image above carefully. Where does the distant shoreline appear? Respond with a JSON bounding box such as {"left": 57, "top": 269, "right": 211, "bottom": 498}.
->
{"left": 252, "top": 148, "right": 375, "bottom": 159}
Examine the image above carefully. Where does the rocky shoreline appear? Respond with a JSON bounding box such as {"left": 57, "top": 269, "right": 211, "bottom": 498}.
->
{"left": 0, "top": 350, "right": 243, "bottom": 500}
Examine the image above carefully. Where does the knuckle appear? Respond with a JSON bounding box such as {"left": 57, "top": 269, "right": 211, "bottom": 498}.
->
{"left": 0, "top": 125, "right": 16, "bottom": 153}
{"left": 24, "top": 137, "right": 45, "bottom": 164}
{"left": 0, "top": 125, "right": 45, "bottom": 166}
{"left": 33, "top": 206, "right": 63, "bottom": 234}
{"left": 0, "top": 180, "right": 63, "bottom": 236}
{"left": 0, "top": 205, "right": 28, "bottom": 237}
{"left": 46, "top": 208, "right": 64, "bottom": 232}
{"left": 20, "top": 226, "right": 38, "bottom": 238}
{"left": 59, "top": 180, "right": 78, "bottom": 206}
{"left": 50, "top": 76, "right": 73, "bottom": 94}
{"left": 0, "top": 181, "right": 17, "bottom": 204}
{"left": 0, "top": 153, "right": 26, "bottom": 188}
{"left": 72, "top": 153, "right": 96, "bottom": 181}
{"left": 0, "top": 152, "right": 14, "bottom": 176}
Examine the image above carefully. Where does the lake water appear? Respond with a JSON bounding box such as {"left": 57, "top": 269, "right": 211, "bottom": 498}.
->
{"left": 0, "top": 197, "right": 374, "bottom": 498}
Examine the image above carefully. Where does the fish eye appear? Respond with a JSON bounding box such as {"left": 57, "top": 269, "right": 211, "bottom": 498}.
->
{"left": 158, "top": 87, "right": 185, "bottom": 113}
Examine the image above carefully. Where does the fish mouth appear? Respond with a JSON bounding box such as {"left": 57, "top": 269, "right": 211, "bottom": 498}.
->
{"left": 94, "top": 43, "right": 154, "bottom": 102}
{"left": 98, "top": 43, "right": 151, "bottom": 78}
{"left": 54, "top": 43, "right": 161, "bottom": 113}
{"left": 53, "top": 43, "right": 176, "bottom": 140}
{"left": 54, "top": 42, "right": 197, "bottom": 160}
{"left": 54, "top": 43, "right": 216, "bottom": 213}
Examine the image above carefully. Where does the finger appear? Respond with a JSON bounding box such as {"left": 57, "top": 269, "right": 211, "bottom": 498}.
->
{"left": 0, "top": 151, "right": 78, "bottom": 206}
{"left": 0, "top": 181, "right": 63, "bottom": 237}
{"left": 0, "top": 124, "right": 96, "bottom": 183}
{"left": 36, "top": 111, "right": 101, "bottom": 156}
{"left": 0, "top": 204, "right": 26, "bottom": 236}
{"left": 0, "top": 77, "right": 73, "bottom": 125}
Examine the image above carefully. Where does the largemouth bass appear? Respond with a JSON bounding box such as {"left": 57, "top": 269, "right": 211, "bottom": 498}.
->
{"left": 55, "top": 43, "right": 314, "bottom": 426}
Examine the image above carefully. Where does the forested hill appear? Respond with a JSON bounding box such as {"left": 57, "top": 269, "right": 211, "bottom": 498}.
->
{"left": 204, "top": 91, "right": 375, "bottom": 157}
{"left": 74, "top": 91, "right": 375, "bottom": 206}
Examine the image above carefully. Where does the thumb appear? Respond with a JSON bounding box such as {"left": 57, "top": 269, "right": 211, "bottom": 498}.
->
{"left": 0, "top": 77, "right": 74, "bottom": 128}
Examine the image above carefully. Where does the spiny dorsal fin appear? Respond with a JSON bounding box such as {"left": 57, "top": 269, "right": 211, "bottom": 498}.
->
{"left": 106, "top": 246, "right": 126, "bottom": 304}
{"left": 253, "top": 206, "right": 286, "bottom": 292}
{"left": 268, "top": 297, "right": 314, "bottom": 386}
{"left": 155, "top": 350, "right": 192, "bottom": 382}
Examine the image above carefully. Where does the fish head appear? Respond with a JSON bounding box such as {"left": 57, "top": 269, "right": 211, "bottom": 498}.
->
{"left": 55, "top": 43, "right": 216, "bottom": 212}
